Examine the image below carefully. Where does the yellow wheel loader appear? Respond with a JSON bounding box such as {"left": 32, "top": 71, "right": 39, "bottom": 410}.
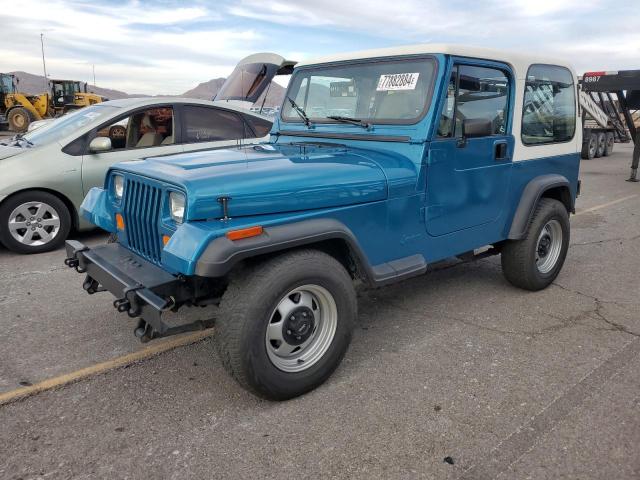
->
{"left": 0, "top": 74, "right": 106, "bottom": 132}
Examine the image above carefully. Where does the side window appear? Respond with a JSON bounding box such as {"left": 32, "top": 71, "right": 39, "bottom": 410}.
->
{"left": 182, "top": 106, "right": 246, "bottom": 143}
{"left": 521, "top": 64, "right": 576, "bottom": 145}
{"left": 438, "top": 64, "right": 510, "bottom": 138}
{"left": 94, "top": 106, "right": 174, "bottom": 150}
{"left": 244, "top": 115, "right": 273, "bottom": 138}
{"left": 438, "top": 68, "right": 457, "bottom": 137}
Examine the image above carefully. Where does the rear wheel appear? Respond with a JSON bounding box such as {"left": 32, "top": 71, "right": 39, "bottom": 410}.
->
{"left": 595, "top": 132, "right": 606, "bottom": 157}
{"left": 603, "top": 132, "right": 615, "bottom": 156}
{"left": 581, "top": 133, "right": 597, "bottom": 159}
{"left": 501, "top": 198, "right": 570, "bottom": 291}
{"left": 0, "top": 191, "right": 71, "bottom": 254}
{"left": 7, "top": 107, "right": 32, "bottom": 133}
{"left": 215, "top": 249, "right": 356, "bottom": 400}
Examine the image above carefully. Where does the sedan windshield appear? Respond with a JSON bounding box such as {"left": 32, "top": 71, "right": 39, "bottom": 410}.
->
{"left": 23, "top": 104, "right": 119, "bottom": 146}
{"left": 282, "top": 57, "right": 437, "bottom": 124}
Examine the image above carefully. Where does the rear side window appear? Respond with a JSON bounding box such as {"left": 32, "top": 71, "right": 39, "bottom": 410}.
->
{"left": 522, "top": 64, "right": 576, "bottom": 145}
{"left": 244, "top": 115, "right": 273, "bottom": 137}
{"left": 182, "top": 106, "right": 246, "bottom": 143}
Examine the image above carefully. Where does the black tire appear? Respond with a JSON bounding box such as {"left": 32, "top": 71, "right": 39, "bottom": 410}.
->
{"left": 0, "top": 191, "right": 71, "bottom": 254}
{"left": 501, "top": 198, "right": 570, "bottom": 291}
{"left": 215, "top": 249, "right": 356, "bottom": 400}
{"left": 603, "top": 132, "right": 614, "bottom": 156}
{"left": 581, "top": 133, "right": 597, "bottom": 160}
{"left": 7, "top": 107, "right": 32, "bottom": 133}
{"left": 595, "top": 132, "right": 606, "bottom": 158}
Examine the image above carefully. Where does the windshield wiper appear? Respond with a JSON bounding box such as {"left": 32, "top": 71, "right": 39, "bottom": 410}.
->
{"left": 14, "top": 133, "right": 34, "bottom": 147}
{"left": 287, "top": 96, "right": 312, "bottom": 127}
{"left": 326, "top": 115, "right": 372, "bottom": 130}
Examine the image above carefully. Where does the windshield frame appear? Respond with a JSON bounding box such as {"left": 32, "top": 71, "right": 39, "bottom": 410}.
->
{"left": 280, "top": 55, "right": 438, "bottom": 127}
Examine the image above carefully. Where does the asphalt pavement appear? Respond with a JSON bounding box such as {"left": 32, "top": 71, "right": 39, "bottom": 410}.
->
{"left": 0, "top": 144, "right": 639, "bottom": 479}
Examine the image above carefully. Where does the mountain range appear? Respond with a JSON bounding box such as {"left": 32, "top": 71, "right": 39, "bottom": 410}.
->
{"left": 8, "top": 71, "right": 286, "bottom": 107}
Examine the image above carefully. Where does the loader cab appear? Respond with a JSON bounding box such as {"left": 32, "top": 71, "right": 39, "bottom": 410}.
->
{"left": 0, "top": 74, "right": 17, "bottom": 95}
{"left": 0, "top": 74, "right": 17, "bottom": 108}
{"left": 50, "top": 79, "right": 84, "bottom": 110}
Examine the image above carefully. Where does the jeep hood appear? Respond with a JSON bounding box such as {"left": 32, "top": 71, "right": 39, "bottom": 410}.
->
{"left": 119, "top": 143, "right": 388, "bottom": 220}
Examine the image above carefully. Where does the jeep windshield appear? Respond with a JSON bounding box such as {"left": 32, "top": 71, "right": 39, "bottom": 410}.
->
{"left": 282, "top": 57, "right": 437, "bottom": 125}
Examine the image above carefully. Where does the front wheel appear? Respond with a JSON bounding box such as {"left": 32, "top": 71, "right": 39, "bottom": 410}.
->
{"left": 7, "top": 107, "right": 32, "bottom": 133}
{"left": 501, "top": 198, "right": 570, "bottom": 291}
{"left": 0, "top": 191, "right": 71, "bottom": 254}
{"left": 215, "top": 249, "right": 356, "bottom": 400}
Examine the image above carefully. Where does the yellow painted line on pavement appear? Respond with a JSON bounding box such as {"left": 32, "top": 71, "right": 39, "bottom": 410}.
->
{"left": 575, "top": 194, "right": 638, "bottom": 216}
{"left": 0, "top": 328, "right": 214, "bottom": 407}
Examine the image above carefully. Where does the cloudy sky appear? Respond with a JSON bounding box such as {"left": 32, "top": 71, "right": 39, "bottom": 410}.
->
{"left": 0, "top": 0, "right": 638, "bottom": 95}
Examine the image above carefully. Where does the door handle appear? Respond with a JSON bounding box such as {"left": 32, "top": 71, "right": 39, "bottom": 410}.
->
{"left": 494, "top": 141, "right": 508, "bottom": 161}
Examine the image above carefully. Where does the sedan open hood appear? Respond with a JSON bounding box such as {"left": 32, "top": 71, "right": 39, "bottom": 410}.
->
{"left": 213, "top": 53, "right": 296, "bottom": 109}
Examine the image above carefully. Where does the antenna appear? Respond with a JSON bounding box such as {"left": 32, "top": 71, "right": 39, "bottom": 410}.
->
{"left": 92, "top": 64, "right": 96, "bottom": 87}
{"left": 40, "top": 33, "right": 48, "bottom": 90}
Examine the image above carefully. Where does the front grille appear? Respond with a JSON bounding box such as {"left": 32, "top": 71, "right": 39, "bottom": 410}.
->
{"left": 122, "top": 177, "right": 163, "bottom": 264}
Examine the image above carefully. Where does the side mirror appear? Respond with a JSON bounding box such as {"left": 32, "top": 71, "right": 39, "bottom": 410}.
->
{"left": 89, "top": 137, "right": 112, "bottom": 153}
{"left": 462, "top": 118, "right": 493, "bottom": 138}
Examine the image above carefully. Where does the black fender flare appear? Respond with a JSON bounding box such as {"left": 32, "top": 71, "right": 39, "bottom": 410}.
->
{"left": 194, "top": 218, "right": 375, "bottom": 280}
{"left": 508, "top": 174, "right": 573, "bottom": 240}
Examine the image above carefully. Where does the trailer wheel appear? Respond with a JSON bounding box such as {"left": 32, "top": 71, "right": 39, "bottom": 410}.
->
{"left": 7, "top": 107, "right": 32, "bottom": 133}
{"left": 603, "top": 132, "right": 615, "bottom": 156}
{"left": 215, "top": 249, "right": 356, "bottom": 400}
{"left": 501, "top": 198, "right": 570, "bottom": 291}
{"left": 595, "top": 132, "right": 606, "bottom": 158}
{"left": 581, "top": 133, "right": 597, "bottom": 160}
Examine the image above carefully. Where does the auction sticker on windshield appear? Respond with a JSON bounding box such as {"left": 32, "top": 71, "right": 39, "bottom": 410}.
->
{"left": 377, "top": 73, "right": 419, "bottom": 91}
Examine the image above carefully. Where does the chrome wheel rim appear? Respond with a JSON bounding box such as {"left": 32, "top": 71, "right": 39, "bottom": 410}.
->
{"left": 8, "top": 201, "right": 61, "bottom": 246}
{"left": 265, "top": 284, "right": 337, "bottom": 373}
{"left": 536, "top": 219, "right": 563, "bottom": 274}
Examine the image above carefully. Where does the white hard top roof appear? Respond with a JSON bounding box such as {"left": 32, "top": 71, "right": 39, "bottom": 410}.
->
{"left": 298, "top": 43, "right": 576, "bottom": 78}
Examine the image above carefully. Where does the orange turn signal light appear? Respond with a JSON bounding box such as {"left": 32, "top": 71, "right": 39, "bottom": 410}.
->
{"left": 115, "top": 213, "right": 125, "bottom": 231}
{"left": 162, "top": 234, "right": 171, "bottom": 246}
{"left": 225, "top": 226, "right": 263, "bottom": 241}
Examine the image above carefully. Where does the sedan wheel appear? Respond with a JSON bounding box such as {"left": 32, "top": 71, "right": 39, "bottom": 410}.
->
{"left": 0, "top": 191, "right": 71, "bottom": 254}
{"left": 8, "top": 201, "right": 61, "bottom": 247}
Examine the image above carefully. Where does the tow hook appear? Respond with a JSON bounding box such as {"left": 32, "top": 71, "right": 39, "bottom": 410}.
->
{"left": 134, "top": 319, "right": 155, "bottom": 343}
{"left": 64, "top": 256, "right": 87, "bottom": 273}
{"left": 64, "top": 244, "right": 89, "bottom": 273}
{"left": 113, "top": 297, "right": 131, "bottom": 313}
{"left": 82, "top": 276, "right": 105, "bottom": 295}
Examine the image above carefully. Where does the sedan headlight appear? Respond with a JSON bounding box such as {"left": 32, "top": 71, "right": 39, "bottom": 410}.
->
{"left": 113, "top": 175, "right": 124, "bottom": 199}
{"left": 169, "top": 192, "right": 185, "bottom": 223}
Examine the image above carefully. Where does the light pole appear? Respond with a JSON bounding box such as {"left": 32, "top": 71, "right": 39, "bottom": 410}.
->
{"left": 40, "top": 33, "right": 48, "bottom": 90}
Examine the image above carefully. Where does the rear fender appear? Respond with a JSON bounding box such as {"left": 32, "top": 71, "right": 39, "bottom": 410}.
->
{"left": 508, "top": 174, "right": 573, "bottom": 239}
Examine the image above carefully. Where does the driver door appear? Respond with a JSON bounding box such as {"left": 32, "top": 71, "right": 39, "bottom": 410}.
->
{"left": 81, "top": 105, "right": 183, "bottom": 195}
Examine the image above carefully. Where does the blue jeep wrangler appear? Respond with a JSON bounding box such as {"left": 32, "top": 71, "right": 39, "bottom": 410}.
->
{"left": 65, "top": 45, "right": 581, "bottom": 399}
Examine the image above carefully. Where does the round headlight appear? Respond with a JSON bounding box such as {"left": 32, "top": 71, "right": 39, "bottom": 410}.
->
{"left": 113, "top": 175, "right": 124, "bottom": 199}
{"left": 169, "top": 192, "right": 185, "bottom": 223}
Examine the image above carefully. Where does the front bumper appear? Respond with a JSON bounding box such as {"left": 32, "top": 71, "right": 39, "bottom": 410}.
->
{"left": 64, "top": 240, "right": 209, "bottom": 341}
